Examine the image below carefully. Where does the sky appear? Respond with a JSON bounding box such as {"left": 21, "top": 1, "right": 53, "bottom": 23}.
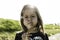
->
{"left": 0, "top": 0, "right": 60, "bottom": 24}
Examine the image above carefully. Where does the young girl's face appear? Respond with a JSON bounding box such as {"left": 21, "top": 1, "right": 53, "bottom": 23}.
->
{"left": 23, "top": 8, "right": 38, "bottom": 29}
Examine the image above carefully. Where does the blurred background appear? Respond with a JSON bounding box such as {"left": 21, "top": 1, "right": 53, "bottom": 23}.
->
{"left": 0, "top": 0, "right": 60, "bottom": 40}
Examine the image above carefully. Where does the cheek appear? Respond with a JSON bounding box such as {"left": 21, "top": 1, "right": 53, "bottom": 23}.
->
{"left": 33, "top": 18, "right": 37, "bottom": 25}
{"left": 23, "top": 19, "right": 30, "bottom": 27}
{"left": 23, "top": 20, "right": 27, "bottom": 26}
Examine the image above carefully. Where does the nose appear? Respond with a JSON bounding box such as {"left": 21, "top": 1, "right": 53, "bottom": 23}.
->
{"left": 27, "top": 17, "right": 32, "bottom": 22}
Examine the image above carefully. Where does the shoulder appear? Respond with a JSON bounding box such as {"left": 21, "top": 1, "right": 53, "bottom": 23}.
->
{"left": 16, "top": 31, "right": 24, "bottom": 35}
{"left": 16, "top": 30, "right": 24, "bottom": 37}
{"left": 15, "top": 31, "right": 24, "bottom": 40}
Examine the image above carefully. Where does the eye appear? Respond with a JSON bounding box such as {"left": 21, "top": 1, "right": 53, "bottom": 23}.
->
{"left": 25, "top": 16, "right": 28, "bottom": 18}
{"left": 31, "top": 16, "right": 35, "bottom": 18}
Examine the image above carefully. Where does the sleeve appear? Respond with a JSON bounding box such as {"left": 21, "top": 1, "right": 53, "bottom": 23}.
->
{"left": 15, "top": 33, "right": 22, "bottom": 40}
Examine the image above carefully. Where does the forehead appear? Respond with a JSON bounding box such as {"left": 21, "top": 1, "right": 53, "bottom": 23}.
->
{"left": 23, "top": 8, "right": 36, "bottom": 16}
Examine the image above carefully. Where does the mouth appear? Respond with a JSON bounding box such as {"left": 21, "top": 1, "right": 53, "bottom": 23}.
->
{"left": 28, "top": 23, "right": 33, "bottom": 26}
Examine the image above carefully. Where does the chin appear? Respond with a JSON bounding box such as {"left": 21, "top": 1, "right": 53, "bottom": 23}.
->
{"left": 27, "top": 26, "right": 32, "bottom": 29}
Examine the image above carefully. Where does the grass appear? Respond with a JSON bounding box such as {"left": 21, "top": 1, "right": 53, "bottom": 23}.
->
{"left": 0, "top": 32, "right": 16, "bottom": 40}
{"left": 44, "top": 24, "right": 60, "bottom": 36}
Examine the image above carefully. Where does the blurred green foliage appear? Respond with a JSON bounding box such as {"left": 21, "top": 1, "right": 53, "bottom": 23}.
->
{"left": 0, "top": 18, "right": 21, "bottom": 32}
{"left": 44, "top": 24, "right": 60, "bottom": 36}
{"left": 0, "top": 32, "right": 16, "bottom": 40}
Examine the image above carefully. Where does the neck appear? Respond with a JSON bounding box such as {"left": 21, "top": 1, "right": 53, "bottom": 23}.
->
{"left": 27, "top": 27, "right": 38, "bottom": 33}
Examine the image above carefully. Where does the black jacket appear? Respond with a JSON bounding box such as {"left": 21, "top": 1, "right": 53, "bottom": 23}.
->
{"left": 15, "top": 31, "right": 49, "bottom": 40}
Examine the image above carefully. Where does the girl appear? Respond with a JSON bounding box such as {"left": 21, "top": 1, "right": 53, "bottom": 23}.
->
{"left": 15, "top": 4, "right": 49, "bottom": 40}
